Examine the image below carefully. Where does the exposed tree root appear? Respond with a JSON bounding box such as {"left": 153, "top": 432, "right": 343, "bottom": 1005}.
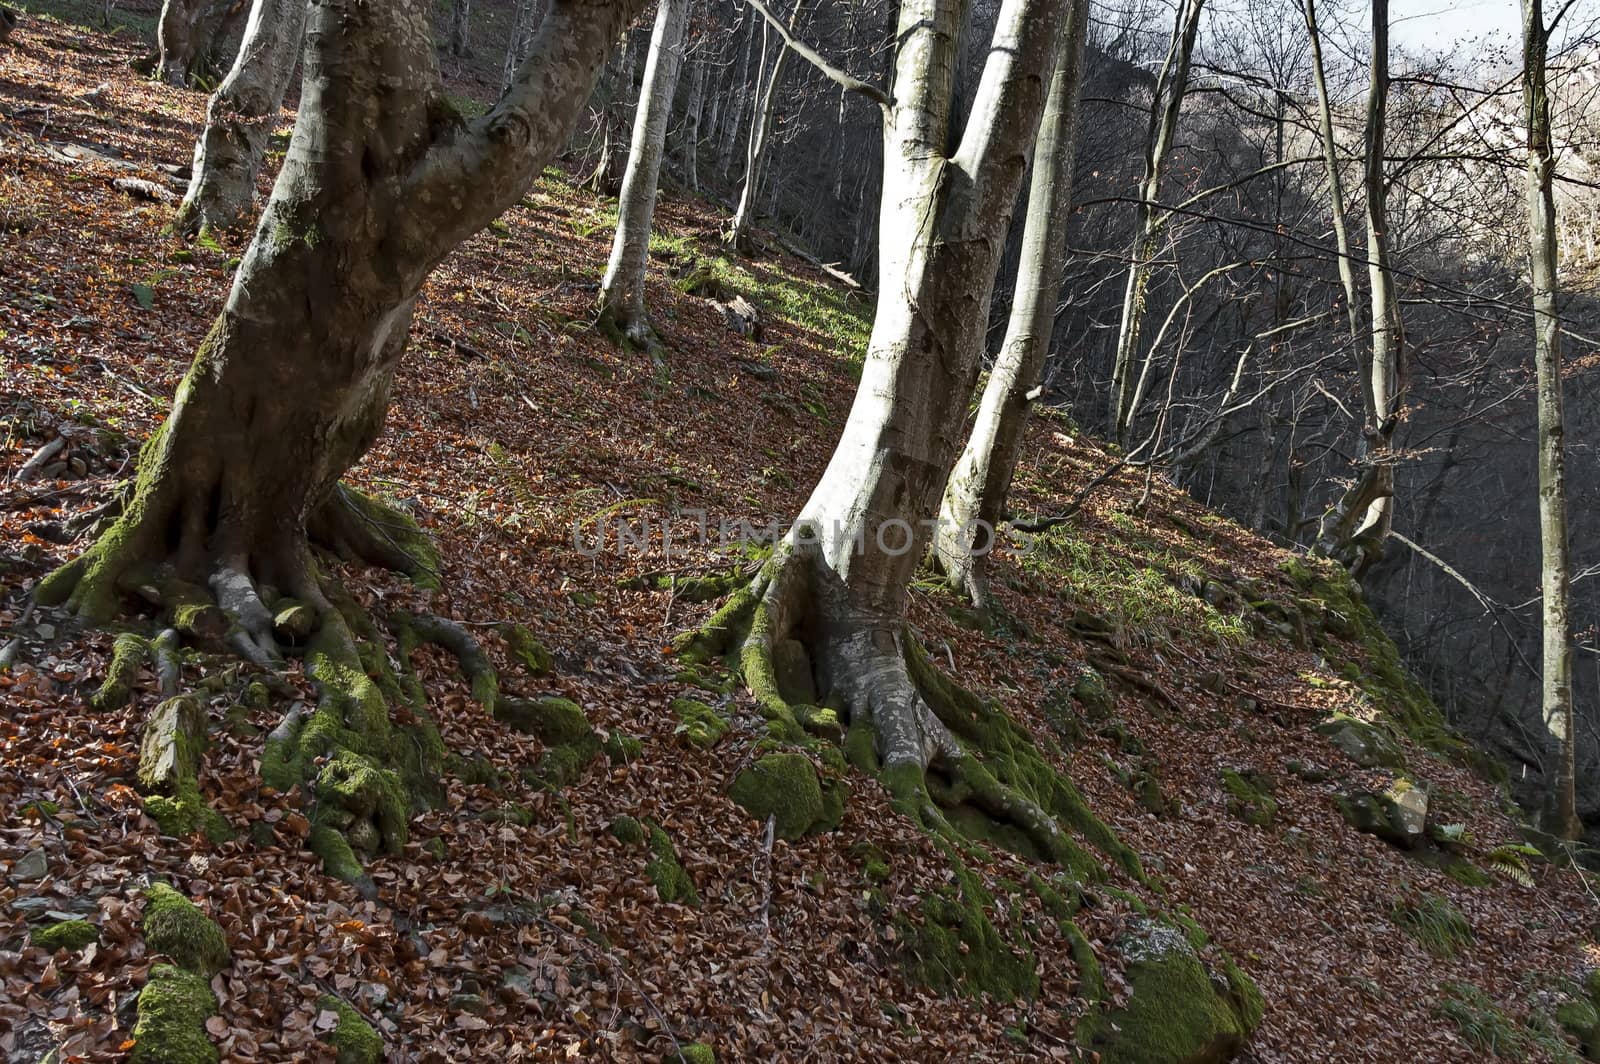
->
{"left": 595, "top": 304, "right": 666, "bottom": 361}
{"left": 673, "top": 544, "right": 1143, "bottom": 881}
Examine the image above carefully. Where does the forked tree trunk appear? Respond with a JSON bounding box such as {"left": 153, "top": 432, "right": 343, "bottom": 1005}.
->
{"left": 930, "top": 0, "right": 1089, "bottom": 612}
{"left": 1313, "top": 0, "right": 1404, "bottom": 577}
{"left": 174, "top": 0, "right": 307, "bottom": 237}
{"left": 693, "top": 0, "right": 1075, "bottom": 855}
{"left": 726, "top": 1, "right": 797, "bottom": 250}
{"left": 42, "top": 0, "right": 642, "bottom": 628}
{"left": 598, "top": 0, "right": 689, "bottom": 349}
{"left": 1107, "top": 0, "right": 1204, "bottom": 446}
{"left": 1523, "top": 0, "right": 1578, "bottom": 837}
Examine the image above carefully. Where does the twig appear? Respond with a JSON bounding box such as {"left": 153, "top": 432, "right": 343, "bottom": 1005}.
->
{"left": 755, "top": 813, "right": 776, "bottom": 944}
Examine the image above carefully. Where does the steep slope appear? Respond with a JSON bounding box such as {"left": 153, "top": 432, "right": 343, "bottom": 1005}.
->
{"left": 2, "top": 15, "right": 1599, "bottom": 1063}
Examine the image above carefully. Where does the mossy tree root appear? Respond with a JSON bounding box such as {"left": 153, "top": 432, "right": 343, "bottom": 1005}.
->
{"left": 675, "top": 544, "right": 1140, "bottom": 880}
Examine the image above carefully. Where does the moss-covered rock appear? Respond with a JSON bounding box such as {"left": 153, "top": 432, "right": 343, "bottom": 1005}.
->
{"left": 1315, "top": 713, "right": 1406, "bottom": 771}
{"left": 498, "top": 696, "right": 602, "bottom": 788}
{"left": 610, "top": 815, "right": 646, "bottom": 845}
{"left": 1336, "top": 776, "right": 1428, "bottom": 849}
{"left": 318, "top": 994, "right": 381, "bottom": 1064}
{"left": 667, "top": 1043, "right": 716, "bottom": 1064}
{"left": 30, "top": 918, "right": 98, "bottom": 952}
{"left": 313, "top": 751, "right": 408, "bottom": 856}
{"left": 1219, "top": 768, "right": 1278, "bottom": 828}
{"left": 645, "top": 823, "right": 699, "bottom": 905}
{"left": 670, "top": 697, "right": 729, "bottom": 748}
{"left": 895, "top": 853, "right": 1038, "bottom": 1001}
{"left": 728, "top": 752, "right": 843, "bottom": 839}
{"left": 143, "top": 884, "right": 229, "bottom": 976}
{"left": 498, "top": 623, "right": 553, "bottom": 675}
{"left": 138, "top": 695, "right": 207, "bottom": 793}
{"left": 1078, "top": 920, "right": 1260, "bottom": 1063}
{"left": 130, "top": 964, "right": 219, "bottom": 1064}
{"left": 93, "top": 631, "right": 148, "bottom": 711}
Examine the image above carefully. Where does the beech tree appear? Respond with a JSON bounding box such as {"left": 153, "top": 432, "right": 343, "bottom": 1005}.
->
{"left": 1522, "top": 0, "right": 1578, "bottom": 837}
{"left": 154, "top": 0, "right": 243, "bottom": 87}
{"left": 40, "top": 0, "right": 645, "bottom": 875}
{"left": 726, "top": 0, "right": 800, "bottom": 250}
{"left": 930, "top": 0, "right": 1090, "bottom": 613}
{"left": 681, "top": 0, "right": 1106, "bottom": 860}
{"left": 599, "top": 0, "right": 691, "bottom": 350}
{"left": 174, "top": 0, "right": 307, "bottom": 236}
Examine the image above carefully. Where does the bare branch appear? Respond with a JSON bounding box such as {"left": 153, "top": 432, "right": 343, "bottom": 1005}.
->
{"left": 745, "top": 0, "right": 892, "bottom": 110}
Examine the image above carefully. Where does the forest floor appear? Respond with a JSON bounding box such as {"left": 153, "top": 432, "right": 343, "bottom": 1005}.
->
{"left": 3, "top": 12, "right": 1600, "bottom": 1064}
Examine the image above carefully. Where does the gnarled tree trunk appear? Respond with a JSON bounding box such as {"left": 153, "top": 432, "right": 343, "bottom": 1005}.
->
{"left": 930, "top": 0, "right": 1089, "bottom": 613}
{"left": 174, "top": 0, "right": 307, "bottom": 237}
{"left": 598, "top": 0, "right": 690, "bottom": 349}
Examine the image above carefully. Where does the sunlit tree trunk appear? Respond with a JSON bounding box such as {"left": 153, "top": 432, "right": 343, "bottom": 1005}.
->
{"left": 1302, "top": 0, "right": 1360, "bottom": 346}
{"left": 599, "top": 0, "right": 690, "bottom": 349}
{"left": 174, "top": 0, "right": 307, "bottom": 236}
{"left": 1523, "top": 0, "right": 1578, "bottom": 838}
{"left": 726, "top": 0, "right": 797, "bottom": 250}
{"left": 1107, "top": 0, "right": 1204, "bottom": 445}
{"left": 930, "top": 0, "right": 1089, "bottom": 612}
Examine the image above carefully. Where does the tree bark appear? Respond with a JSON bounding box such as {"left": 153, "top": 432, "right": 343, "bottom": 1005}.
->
{"left": 726, "top": 0, "right": 798, "bottom": 250}
{"left": 691, "top": 0, "right": 1075, "bottom": 856}
{"left": 1302, "top": 0, "right": 1360, "bottom": 347}
{"left": 680, "top": 42, "right": 706, "bottom": 191}
{"left": 1107, "top": 0, "right": 1204, "bottom": 446}
{"left": 1523, "top": 0, "right": 1578, "bottom": 838}
{"left": 173, "top": 0, "right": 307, "bottom": 237}
{"left": 1313, "top": 0, "right": 1405, "bottom": 577}
{"left": 599, "top": 0, "right": 690, "bottom": 349}
{"left": 449, "top": 0, "right": 471, "bottom": 57}
{"left": 930, "top": 0, "right": 1089, "bottom": 612}
{"left": 501, "top": 0, "right": 546, "bottom": 97}
{"left": 42, "top": 0, "right": 644, "bottom": 632}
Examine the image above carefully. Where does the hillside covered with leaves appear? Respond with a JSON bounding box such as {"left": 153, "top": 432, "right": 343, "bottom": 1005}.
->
{"left": 3, "top": 13, "right": 1600, "bottom": 1063}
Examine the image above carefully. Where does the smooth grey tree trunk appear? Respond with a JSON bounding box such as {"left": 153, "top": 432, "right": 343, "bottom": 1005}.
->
{"left": 1313, "top": 0, "right": 1404, "bottom": 576}
{"left": 727, "top": 1, "right": 797, "bottom": 250}
{"left": 1302, "top": 0, "right": 1360, "bottom": 346}
{"left": 1107, "top": 0, "right": 1204, "bottom": 446}
{"left": 717, "top": 13, "right": 758, "bottom": 178}
{"left": 930, "top": 0, "right": 1090, "bottom": 612}
{"left": 711, "top": 0, "right": 1078, "bottom": 856}
{"left": 680, "top": 45, "right": 705, "bottom": 191}
{"left": 174, "top": 0, "right": 308, "bottom": 237}
{"left": 598, "top": 0, "right": 690, "bottom": 349}
{"left": 1523, "top": 0, "right": 1578, "bottom": 837}
{"left": 501, "top": 0, "right": 546, "bottom": 97}
{"left": 449, "top": 0, "right": 471, "bottom": 57}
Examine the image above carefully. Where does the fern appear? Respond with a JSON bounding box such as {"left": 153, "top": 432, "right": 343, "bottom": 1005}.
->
{"left": 1486, "top": 844, "right": 1540, "bottom": 888}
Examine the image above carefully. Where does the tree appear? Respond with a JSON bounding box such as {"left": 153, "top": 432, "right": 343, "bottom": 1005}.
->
{"left": 173, "top": 0, "right": 308, "bottom": 237}
{"left": 449, "top": 0, "right": 471, "bottom": 58}
{"left": 39, "top": 0, "right": 644, "bottom": 875}
{"left": 1313, "top": 0, "right": 1405, "bottom": 577}
{"left": 930, "top": 0, "right": 1090, "bottom": 614}
{"left": 682, "top": 0, "right": 1091, "bottom": 859}
{"left": 1522, "top": 0, "right": 1578, "bottom": 837}
{"left": 154, "top": 0, "right": 243, "bottom": 87}
{"left": 1301, "top": 0, "right": 1359, "bottom": 345}
{"left": 598, "top": 0, "right": 692, "bottom": 351}
{"left": 726, "top": 0, "right": 800, "bottom": 250}
{"left": 1108, "top": 0, "right": 1206, "bottom": 445}
{"left": 501, "top": 0, "right": 546, "bottom": 96}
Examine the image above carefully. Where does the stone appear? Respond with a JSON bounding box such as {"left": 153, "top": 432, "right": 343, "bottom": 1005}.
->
{"left": 1316, "top": 713, "right": 1406, "bottom": 771}
{"left": 11, "top": 848, "right": 47, "bottom": 882}
{"left": 1337, "top": 776, "right": 1429, "bottom": 849}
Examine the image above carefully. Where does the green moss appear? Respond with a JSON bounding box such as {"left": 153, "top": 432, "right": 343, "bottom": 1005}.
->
{"left": 336, "top": 486, "right": 441, "bottom": 588}
{"left": 610, "top": 815, "right": 646, "bottom": 845}
{"left": 669, "top": 1044, "right": 716, "bottom": 1064}
{"left": 93, "top": 631, "right": 148, "bottom": 711}
{"left": 498, "top": 623, "right": 553, "bottom": 675}
{"left": 317, "top": 994, "right": 381, "bottom": 1064}
{"left": 143, "top": 884, "right": 229, "bottom": 976}
{"left": 670, "top": 697, "right": 730, "bottom": 748}
{"left": 143, "top": 784, "right": 232, "bottom": 843}
{"left": 728, "top": 752, "right": 843, "bottom": 839}
{"left": 894, "top": 847, "right": 1038, "bottom": 1001}
{"left": 496, "top": 696, "right": 593, "bottom": 744}
{"left": 604, "top": 731, "right": 643, "bottom": 764}
{"left": 1219, "top": 768, "right": 1278, "bottom": 828}
{"left": 130, "top": 965, "right": 219, "bottom": 1064}
{"left": 313, "top": 751, "right": 408, "bottom": 855}
{"left": 1443, "top": 859, "right": 1495, "bottom": 887}
{"left": 31, "top": 918, "right": 98, "bottom": 951}
{"left": 1078, "top": 921, "right": 1258, "bottom": 1063}
{"left": 645, "top": 823, "right": 699, "bottom": 905}
{"left": 310, "top": 824, "right": 367, "bottom": 884}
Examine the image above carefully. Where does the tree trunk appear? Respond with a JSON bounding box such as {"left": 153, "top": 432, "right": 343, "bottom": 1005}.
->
{"left": 156, "top": 0, "right": 209, "bottom": 85}
{"left": 1313, "top": 0, "right": 1404, "bottom": 578}
{"left": 1302, "top": 0, "right": 1360, "bottom": 346}
{"left": 44, "top": 0, "right": 642, "bottom": 625}
{"left": 688, "top": 0, "right": 1079, "bottom": 858}
{"left": 716, "top": 12, "right": 757, "bottom": 178}
{"left": 501, "top": 0, "right": 545, "bottom": 97}
{"left": 449, "top": 0, "right": 471, "bottom": 57}
{"left": 680, "top": 43, "right": 705, "bottom": 191}
{"left": 599, "top": 0, "right": 690, "bottom": 349}
{"left": 1523, "top": 0, "right": 1578, "bottom": 838}
{"left": 930, "top": 0, "right": 1089, "bottom": 612}
{"left": 1107, "top": 0, "right": 1204, "bottom": 446}
{"left": 726, "top": 1, "right": 797, "bottom": 250}
{"left": 173, "top": 0, "right": 307, "bottom": 237}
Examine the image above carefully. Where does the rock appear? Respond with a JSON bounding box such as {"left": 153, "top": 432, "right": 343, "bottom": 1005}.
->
{"left": 727, "top": 752, "right": 843, "bottom": 839}
{"left": 449, "top": 992, "right": 487, "bottom": 1015}
{"left": 1336, "top": 777, "right": 1429, "bottom": 849}
{"left": 11, "top": 848, "right": 47, "bottom": 882}
{"left": 138, "top": 696, "right": 207, "bottom": 793}
{"left": 498, "top": 966, "right": 533, "bottom": 1001}
{"left": 34, "top": 622, "right": 55, "bottom": 640}
{"left": 1315, "top": 713, "right": 1407, "bottom": 771}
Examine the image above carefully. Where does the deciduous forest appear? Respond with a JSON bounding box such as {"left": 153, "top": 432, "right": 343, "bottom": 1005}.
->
{"left": 2, "top": 0, "right": 1600, "bottom": 1058}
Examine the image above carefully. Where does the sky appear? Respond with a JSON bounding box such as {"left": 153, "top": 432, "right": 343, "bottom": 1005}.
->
{"left": 1387, "top": 0, "right": 1519, "bottom": 48}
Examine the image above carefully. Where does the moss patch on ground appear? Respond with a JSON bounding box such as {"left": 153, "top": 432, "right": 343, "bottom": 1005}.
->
{"left": 130, "top": 964, "right": 219, "bottom": 1064}
{"left": 318, "top": 994, "right": 382, "bottom": 1064}
{"left": 727, "top": 751, "right": 844, "bottom": 839}
{"left": 30, "top": 917, "right": 98, "bottom": 951}
{"left": 143, "top": 883, "right": 229, "bottom": 976}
